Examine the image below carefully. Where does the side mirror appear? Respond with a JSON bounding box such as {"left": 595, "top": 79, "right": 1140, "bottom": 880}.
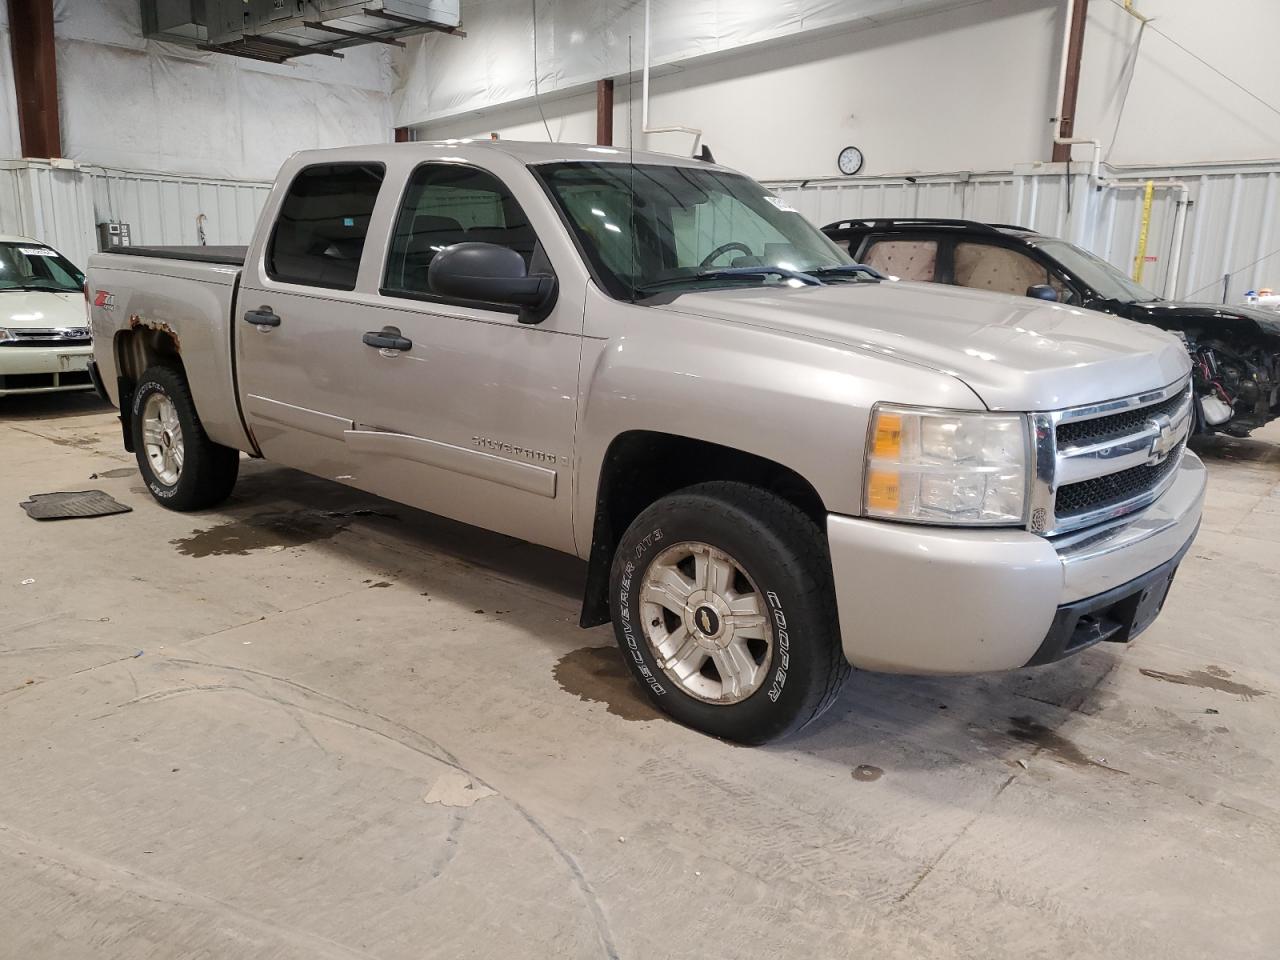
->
{"left": 1026, "top": 284, "right": 1060, "bottom": 302}
{"left": 428, "top": 242, "right": 556, "bottom": 322}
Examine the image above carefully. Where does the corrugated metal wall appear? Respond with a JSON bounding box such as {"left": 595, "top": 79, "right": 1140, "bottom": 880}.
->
{"left": 0, "top": 161, "right": 97, "bottom": 269}
{"left": 767, "top": 160, "right": 1280, "bottom": 304}
{"left": 0, "top": 160, "right": 271, "bottom": 270}
{"left": 3, "top": 157, "right": 1278, "bottom": 306}
{"left": 89, "top": 168, "right": 272, "bottom": 249}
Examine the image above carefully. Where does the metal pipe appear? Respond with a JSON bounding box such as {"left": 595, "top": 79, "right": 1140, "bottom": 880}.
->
{"left": 1165, "top": 186, "right": 1190, "bottom": 299}
{"left": 641, "top": 0, "right": 702, "bottom": 154}
{"left": 1054, "top": 136, "right": 1102, "bottom": 182}
{"left": 1052, "top": 0, "right": 1076, "bottom": 144}
{"left": 1100, "top": 177, "right": 1191, "bottom": 297}
{"left": 1052, "top": 0, "right": 1090, "bottom": 162}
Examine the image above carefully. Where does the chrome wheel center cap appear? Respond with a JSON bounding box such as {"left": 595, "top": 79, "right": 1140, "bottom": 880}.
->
{"left": 685, "top": 591, "right": 732, "bottom": 649}
{"left": 693, "top": 605, "right": 722, "bottom": 638}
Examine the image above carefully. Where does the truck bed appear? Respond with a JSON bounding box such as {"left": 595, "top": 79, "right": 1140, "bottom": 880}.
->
{"left": 107, "top": 245, "right": 248, "bottom": 266}
{"left": 87, "top": 246, "right": 253, "bottom": 455}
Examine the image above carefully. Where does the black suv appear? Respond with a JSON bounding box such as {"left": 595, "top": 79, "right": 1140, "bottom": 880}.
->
{"left": 823, "top": 217, "right": 1280, "bottom": 438}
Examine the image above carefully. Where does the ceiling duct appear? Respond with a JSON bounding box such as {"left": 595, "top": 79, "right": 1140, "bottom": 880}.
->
{"left": 140, "top": 0, "right": 463, "bottom": 63}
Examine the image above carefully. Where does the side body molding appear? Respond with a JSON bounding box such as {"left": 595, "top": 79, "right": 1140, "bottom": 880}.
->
{"left": 344, "top": 429, "right": 557, "bottom": 498}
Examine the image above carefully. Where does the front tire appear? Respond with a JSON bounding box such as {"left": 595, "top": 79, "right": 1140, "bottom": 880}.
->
{"left": 609, "top": 482, "right": 848, "bottom": 744}
{"left": 131, "top": 364, "right": 239, "bottom": 511}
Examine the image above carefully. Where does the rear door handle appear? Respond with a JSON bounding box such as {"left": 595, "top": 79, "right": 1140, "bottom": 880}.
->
{"left": 244, "top": 306, "right": 280, "bottom": 327}
{"left": 362, "top": 330, "right": 413, "bottom": 351}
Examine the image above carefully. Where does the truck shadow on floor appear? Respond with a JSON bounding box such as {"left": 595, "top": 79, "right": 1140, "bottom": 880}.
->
{"left": 152, "top": 457, "right": 1123, "bottom": 768}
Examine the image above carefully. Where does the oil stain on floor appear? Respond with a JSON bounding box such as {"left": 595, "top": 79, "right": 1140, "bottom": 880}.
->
{"left": 171, "top": 509, "right": 380, "bottom": 558}
{"left": 1139, "top": 665, "right": 1267, "bottom": 700}
{"left": 1007, "top": 716, "right": 1125, "bottom": 774}
{"left": 553, "top": 645, "right": 665, "bottom": 723}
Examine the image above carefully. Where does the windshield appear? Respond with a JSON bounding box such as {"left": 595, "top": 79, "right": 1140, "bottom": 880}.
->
{"left": 1032, "top": 238, "right": 1158, "bottom": 304}
{"left": 536, "top": 161, "right": 855, "bottom": 299}
{"left": 0, "top": 242, "right": 84, "bottom": 293}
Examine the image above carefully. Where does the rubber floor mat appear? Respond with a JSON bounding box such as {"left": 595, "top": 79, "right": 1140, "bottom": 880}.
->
{"left": 20, "top": 490, "right": 132, "bottom": 521}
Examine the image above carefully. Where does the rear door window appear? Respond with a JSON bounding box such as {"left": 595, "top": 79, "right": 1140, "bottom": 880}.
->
{"left": 383, "top": 163, "right": 541, "bottom": 298}
{"left": 266, "top": 163, "right": 385, "bottom": 291}
{"left": 861, "top": 239, "right": 939, "bottom": 282}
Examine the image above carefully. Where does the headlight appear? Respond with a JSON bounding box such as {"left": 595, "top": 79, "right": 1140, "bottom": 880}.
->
{"left": 0, "top": 329, "right": 13, "bottom": 342}
{"left": 864, "top": 404, "right": 1030, "bottom": 525}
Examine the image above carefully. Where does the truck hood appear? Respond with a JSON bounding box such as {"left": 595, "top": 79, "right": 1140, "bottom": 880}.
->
{"left": 0, "top": 290, "right": 89, "bottom": 330}
{"left": 655, "top": 280, "right": 1189, "bottom": 411}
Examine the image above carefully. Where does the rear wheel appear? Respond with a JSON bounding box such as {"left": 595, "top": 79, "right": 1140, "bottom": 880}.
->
{"left": 609, "top": 481, "right": 848, "bottom": 744}
{"left": 131, "top": 365, "right": 239, "bottom": 511}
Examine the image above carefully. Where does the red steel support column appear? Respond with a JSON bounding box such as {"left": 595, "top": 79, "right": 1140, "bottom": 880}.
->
{"left": 1052, "top": 0, "right": 1089, "bottom": 162}
{"left": 7, "top": 0, "right": 61, "bottom": 158}
{"left": 595, "top": 78, "right": 614, "bottom": 146}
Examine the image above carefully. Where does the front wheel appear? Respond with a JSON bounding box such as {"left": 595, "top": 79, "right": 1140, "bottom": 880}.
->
{"left": 131, "top": 364, "right": 239, "bottom": 511}
{"left": 609, "top": 482, "right": 848, "bottom": 744}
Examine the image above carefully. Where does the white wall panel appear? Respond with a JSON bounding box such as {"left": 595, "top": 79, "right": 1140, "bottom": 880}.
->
{"left": 0, "top": 6, "right": 19, "bottom": 159}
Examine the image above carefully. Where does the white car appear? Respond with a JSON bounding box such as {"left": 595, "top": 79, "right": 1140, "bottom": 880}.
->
{"left": 0, "top": 235, "right": 94, "bottom": 397}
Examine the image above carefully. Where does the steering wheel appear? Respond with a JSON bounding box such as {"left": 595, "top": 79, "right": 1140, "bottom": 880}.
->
{"left": 700, "top": 242, "right": 754, "bottom": 268}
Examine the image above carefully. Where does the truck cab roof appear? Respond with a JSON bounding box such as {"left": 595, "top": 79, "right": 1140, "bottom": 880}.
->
{"left": 290, "top": 139, "right": 729, "bottom": 172}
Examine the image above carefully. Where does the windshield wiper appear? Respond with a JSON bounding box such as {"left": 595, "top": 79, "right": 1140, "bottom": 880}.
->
{"left": 807, "top": 263, "right": 886, "bottom": 281}
{"left": 635, "top": 265, "right": 824, "bottom": 297}
{"left": 2, "top": 283, "right": 69, "bottom": 292}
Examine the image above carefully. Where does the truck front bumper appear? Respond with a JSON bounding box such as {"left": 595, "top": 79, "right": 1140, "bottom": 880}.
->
{"left": 827, "top": 451, "right": 1207, "bottom": 674}
{"left": 0, "top": 344, "right": 95, "bottom": 396}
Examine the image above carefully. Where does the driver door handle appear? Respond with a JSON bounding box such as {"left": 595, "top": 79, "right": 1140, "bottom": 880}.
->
{"left": 362, "top": 330, "right": 412, "bottom": 351}
{"left": 243, "top": 306, "right": 280, "bottom": 327}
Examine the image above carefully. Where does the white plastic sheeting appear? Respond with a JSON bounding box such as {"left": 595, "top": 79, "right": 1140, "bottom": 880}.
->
{"left": 393, "top": 0, "right": 975, "bottom": 127}
{"left": 0, "top": 6, "right": 21, "bottom": 159}
{"left": 767, "top": 160, "right": 1280, "bottom": 304}
{"left": 0, "top": 0, "right": 395, "bottom": 181}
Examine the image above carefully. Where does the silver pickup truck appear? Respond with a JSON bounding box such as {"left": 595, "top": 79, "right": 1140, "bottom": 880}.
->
{"left": 87, "top": 141, "right": 1205, "bottom": 743}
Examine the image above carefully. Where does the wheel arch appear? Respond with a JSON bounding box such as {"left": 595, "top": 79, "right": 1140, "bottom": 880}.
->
{"left": 112, "top": 326, "right": 183, "bottom": 452}
{"left": 579, "top": 430, "right": 829, "bottom": 627}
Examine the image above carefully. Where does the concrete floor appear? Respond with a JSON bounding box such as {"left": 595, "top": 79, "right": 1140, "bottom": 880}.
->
{"left": 2, "top": 392, "right": 1279, "bottom": 960}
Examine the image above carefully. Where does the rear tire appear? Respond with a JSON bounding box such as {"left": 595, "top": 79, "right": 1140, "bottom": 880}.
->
{"left": 131, "top": 364, "right": 239, "bottom": 511}
{"left": 609, "top": 481, "right": 848, "bottom": 744}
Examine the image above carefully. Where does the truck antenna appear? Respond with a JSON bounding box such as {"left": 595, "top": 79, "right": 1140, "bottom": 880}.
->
{"left": 628, "top": 34, "right": 638, "bottom": 303}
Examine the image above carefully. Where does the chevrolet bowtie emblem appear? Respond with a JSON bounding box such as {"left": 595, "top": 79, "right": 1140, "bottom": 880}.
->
{"left": 699, "top": 609, "right": 712, "bottom": 632}
{"left": 1146, "top": 413, "right": 1179, "bottom": 465}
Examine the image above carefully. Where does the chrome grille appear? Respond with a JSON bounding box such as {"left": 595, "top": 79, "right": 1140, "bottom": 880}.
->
{"left": 1055, "top": 389, "right": 1188, "bottom": 448}
{"left": 0, "top": 327, "right": 92, "bottom": 347}
{"left": 1029, "top": 377, "right": 1193, "bottom": 536}
{"left": 1056, "top": 438, "right": 1186, "bottom": 518}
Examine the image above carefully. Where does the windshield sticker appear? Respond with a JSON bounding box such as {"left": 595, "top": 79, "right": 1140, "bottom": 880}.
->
{"left": 763, "top": 195, "right": 798, "bottom": 214}
{"left": 19, "top": 247, "right": 57, "bottom": 257}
